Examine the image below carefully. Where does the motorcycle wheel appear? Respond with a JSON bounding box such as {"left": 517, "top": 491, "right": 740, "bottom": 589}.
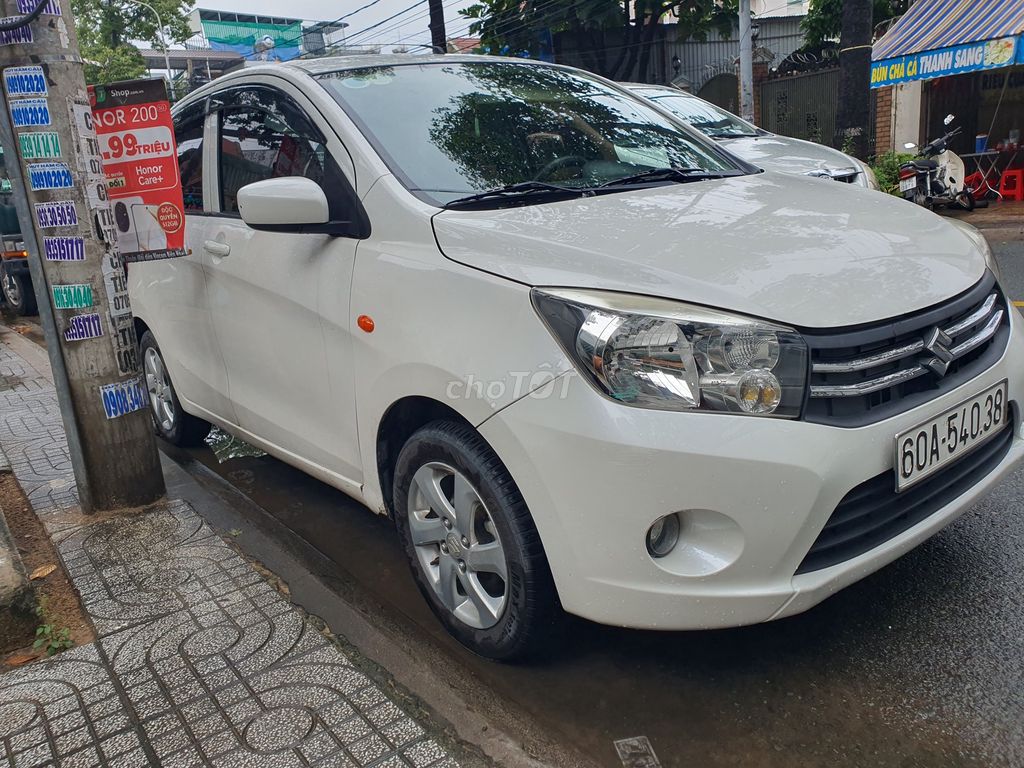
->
{"left": 955, "top": 190, "right": 975, "bottom": 211}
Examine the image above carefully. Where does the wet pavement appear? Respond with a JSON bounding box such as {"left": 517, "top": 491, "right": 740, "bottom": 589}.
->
{"left": 5, "top": 211, "right": 1024, "bottom": 767}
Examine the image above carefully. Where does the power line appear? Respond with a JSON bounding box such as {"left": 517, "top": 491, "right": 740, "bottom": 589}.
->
{"left": 343, "top": 0, "right": 467, "bottom": 48}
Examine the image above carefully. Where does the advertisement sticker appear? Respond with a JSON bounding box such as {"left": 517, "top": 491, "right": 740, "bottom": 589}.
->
{"left": 34, "top": 200, "right": 77, "bottom": 228}
{"left": 0, "top": 20, "right": 32, "bottom": 45}
{"left": 43, "top": 235, "right": 85, "bottom": 261}
{"left": 99, "top": 377, "right": 147, "bottom": 419}
{"left": 27, "top": 161, "right": 73, "bottom": 190}
{"left": 52, "top": 283, "right": 93, "bottom": 309}
{"left": 63, "top": 313, "right": 103, "bottom": 342}
{"left": 4, "top": 65, "right": 47, "bottom": 96}
{"left": 18, "top": 131, "right": 61, "bottom": 160}
{"left": 89, "top": 79, "right": 186, "bottom": 263}
{"left": 10, "top": 97, "right": 49, "bottom": 126}
{"left": 16, "top": 0, "right": 60, "bottom": 14}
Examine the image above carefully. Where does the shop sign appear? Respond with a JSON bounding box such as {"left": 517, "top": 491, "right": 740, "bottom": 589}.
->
{"left": 89, "top": 79, "right": 186, "bottom": 263}
{"left": 872, "top": 36, "right": 1018, "bottom": 88}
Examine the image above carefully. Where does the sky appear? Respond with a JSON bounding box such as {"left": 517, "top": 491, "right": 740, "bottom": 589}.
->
{"left": 189, "top": 0, "right": 480, "bottom": 52}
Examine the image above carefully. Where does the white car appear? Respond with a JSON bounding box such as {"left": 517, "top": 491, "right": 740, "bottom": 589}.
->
{"left": 625, "top": 83, "right": 880, "bottom": 189}
{"left": 131, "top": 55, "right": 1021, "bottom": 660}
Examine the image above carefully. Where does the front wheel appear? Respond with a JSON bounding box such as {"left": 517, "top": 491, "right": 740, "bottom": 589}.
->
{"left": 393, "top": 420, "right": 560, "bottom": 660}
{"left": 1, "top": 266, "right": 36, "bottom": 316}
{"left": 955, "top": 189, "right": 975, "bottom": 211}
{"left": 139, "top": 330, "right": 211, "bottom": 446}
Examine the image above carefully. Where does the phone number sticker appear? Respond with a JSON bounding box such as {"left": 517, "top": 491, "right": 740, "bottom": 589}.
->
{"left": 99, "top": 378, "right": 147, "bottom": 419}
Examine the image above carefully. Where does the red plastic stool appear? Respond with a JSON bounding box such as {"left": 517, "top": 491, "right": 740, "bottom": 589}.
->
{"left": 964, "top": 171, "right": 985, "bottom": 195}
{"left": 999, "top": 170, "right": 1024, "bottom": 201}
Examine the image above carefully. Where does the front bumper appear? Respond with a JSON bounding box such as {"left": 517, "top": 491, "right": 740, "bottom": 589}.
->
{"left": 479, "top": 308, "right": 1024, "bottom": 630}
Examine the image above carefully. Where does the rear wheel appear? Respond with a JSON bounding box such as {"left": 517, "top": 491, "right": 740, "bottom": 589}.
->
{"left": 1, "top": 266, "right": 36, "bottom": 316}
{"left": 393, "top": 420, "right": 560, "bottom": 660}
{"left": 139, "top": 330, "right": 211, "bottom": 446}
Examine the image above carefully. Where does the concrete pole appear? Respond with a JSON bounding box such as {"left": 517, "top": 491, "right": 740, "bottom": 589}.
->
{"left": 738, "top": 0, "right": 754, "bottom": 122}
{"left": 0, "top": 0, "right": 165, "bottom": 512}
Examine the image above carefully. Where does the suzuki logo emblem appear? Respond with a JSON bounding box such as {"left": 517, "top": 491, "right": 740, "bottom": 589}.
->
{"left": 922, "top": 327, "right": 954, "bottom": 377}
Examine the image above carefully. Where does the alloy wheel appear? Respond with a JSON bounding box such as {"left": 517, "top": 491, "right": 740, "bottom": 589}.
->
{"left": 144, "top": 346, "right": 176, "bottom": 433}
{"left": 407, "top": 462, "right": 509, "bottom": 629}
{"left": 1, "top": 272, "right": 20, "bottom": 306}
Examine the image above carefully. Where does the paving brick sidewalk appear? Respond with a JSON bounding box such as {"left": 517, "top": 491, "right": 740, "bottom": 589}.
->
{"left": 0, "top": 328, "right": 461, "bottom": 768}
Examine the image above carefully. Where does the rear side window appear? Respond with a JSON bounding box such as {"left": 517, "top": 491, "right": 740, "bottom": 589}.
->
{"left": 215, "top": 88, "right": 342, "bottom": 214}
{"left": 173, "top": 102, "right": 205, "bottom": 212}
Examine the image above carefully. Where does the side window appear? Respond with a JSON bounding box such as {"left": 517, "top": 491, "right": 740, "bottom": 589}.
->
{"left": 216, "top": 88, "right": 345, "bottom": 215}
{"left": 173, "top": 102, "right": 206, "bottom": 212}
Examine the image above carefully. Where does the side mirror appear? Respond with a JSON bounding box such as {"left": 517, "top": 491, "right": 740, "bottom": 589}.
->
{"left": 238, "top": 177, "right": 329, "bottom": 232}
{"left": 944, "top": 114, "right": 955, "bottom": 125}
{"left": 904, "top": 142, "right": 917, "bottom": 150}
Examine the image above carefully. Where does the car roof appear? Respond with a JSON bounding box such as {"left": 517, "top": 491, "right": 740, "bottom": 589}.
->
{"left": 621, "top": 83, "right": 694, "bottom": 97}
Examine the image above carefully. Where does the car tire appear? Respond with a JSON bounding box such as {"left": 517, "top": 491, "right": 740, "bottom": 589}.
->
{"left": 393, "top": 420, "right": 560, "bottom": 661}
{"left": 139, "top": 330, "right": 211, "bottom": 446}
{"left": 1, "top": 266, "right": 36, "bottom": 316}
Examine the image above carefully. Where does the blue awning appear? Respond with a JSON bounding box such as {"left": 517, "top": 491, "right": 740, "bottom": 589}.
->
{"left": 870, "top": 0, "right": 1024, "bottom": 87}
{"left": 874, "top": 0, "right": 1024, "bottom": 60}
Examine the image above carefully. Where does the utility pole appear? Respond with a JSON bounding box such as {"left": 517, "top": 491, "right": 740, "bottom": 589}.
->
{"left": 0, "top": 0, "right": 165, "bottom": 512}
{"left": 428, "top": 0, "right": 446, "bottom": 54}
{"left": 836, "top": 0, "right": 873, "bottom": 158}
{"left": 738, "top": 0, "right": 754, "bottom": 122}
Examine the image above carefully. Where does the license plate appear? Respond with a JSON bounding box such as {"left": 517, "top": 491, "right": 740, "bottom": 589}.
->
{"left": 895, "top": 380, "right": 1009, "bottom": 491}
{"left": 899, "top": 176, "right": 917, "bottom": 192}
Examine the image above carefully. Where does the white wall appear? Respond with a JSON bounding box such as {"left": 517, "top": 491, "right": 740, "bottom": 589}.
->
{"left": 893, "top": 80, "right": 923, "bottom": 150}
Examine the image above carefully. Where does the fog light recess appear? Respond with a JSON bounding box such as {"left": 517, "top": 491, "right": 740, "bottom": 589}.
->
{"left": 646, "top": 513, "right": 680, "bottom": 558}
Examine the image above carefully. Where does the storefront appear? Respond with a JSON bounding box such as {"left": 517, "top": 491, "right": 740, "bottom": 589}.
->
{"left": 871, "top": 0, "right": 1023, "bottom": 192}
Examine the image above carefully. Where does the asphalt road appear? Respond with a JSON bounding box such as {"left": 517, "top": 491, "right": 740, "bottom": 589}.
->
{"left": 6, "top": 216, "right": 1024, "bottom": 768}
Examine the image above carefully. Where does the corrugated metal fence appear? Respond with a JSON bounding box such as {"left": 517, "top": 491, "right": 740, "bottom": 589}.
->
{"left": 664, "top": 16, "right": 805, "bottom": 92}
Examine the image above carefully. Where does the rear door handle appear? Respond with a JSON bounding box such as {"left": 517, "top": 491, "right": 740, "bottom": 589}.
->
{"left": 203, "top": 240, "right": 230, "bottom": 257}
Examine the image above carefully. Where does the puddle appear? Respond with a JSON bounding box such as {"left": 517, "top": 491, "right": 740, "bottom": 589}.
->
{"left": 204, "top": 426, "right": 266, "bottom": 463}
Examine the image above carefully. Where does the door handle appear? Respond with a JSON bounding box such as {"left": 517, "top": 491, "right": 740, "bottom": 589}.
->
{"left": 203, "top": 240, "right": 231, "bottom": 257}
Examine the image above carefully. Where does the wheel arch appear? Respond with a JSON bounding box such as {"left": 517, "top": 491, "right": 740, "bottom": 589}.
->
{"left": 375, "top": 396, "right": 476, "bottom": 518}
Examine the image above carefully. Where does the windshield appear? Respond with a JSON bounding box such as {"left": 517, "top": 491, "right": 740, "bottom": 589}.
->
{"left": 634, "top": 89, "right": 759, "bottom": 139}
{"left": 317, "top": 62, "right": 742, "bottom": 205}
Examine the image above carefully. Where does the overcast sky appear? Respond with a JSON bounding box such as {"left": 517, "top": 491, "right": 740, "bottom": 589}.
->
{"left": 191, "top": 0, "right": 479, "bottom": 51}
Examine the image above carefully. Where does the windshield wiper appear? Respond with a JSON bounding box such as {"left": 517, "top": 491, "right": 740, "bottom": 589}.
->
{"left": 443, "top": 181, "right": 592, "bottom": 209}
{"left": 599, "top": 167, "right": 727, "bottom": 187}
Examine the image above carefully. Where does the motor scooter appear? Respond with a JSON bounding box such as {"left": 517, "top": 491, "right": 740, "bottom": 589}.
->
{"left": 898, "top": 114, "right": 975, "bottom": 211}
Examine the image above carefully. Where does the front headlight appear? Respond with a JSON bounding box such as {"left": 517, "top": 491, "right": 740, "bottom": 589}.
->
{"left": 532, "top": 288, "right": 808, "bottom": 417}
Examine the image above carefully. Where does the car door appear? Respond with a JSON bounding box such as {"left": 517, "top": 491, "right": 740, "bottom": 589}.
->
{"left": 201, "top": 81, "right": 362, "bottom": 487}
{"left": 128, "top": 99, "right": 235, "bottom": 424}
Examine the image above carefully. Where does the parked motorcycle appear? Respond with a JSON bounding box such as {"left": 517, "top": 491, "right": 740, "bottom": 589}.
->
{"left": 898, "top": 115, "right": 975, "bottom": 211}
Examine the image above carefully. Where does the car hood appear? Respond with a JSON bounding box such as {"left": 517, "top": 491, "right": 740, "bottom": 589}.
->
{"left": 431, "top": 172, "right": 987, "bottom": 329}
{"left": 721, "top": 134, "right": 863, "bottom": 177}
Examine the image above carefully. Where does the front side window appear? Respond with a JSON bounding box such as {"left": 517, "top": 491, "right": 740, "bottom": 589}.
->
{"left": 215, "top": 87, "right": 342, "bottom": 214}
{"left": 173, "top": 102, "right": 205, "bottom": 212}
{"left": 317, "top": 62, "right": 744, "bottom": 205}
{"left": 638, "top": 90, "right": 760, "bottom": 139}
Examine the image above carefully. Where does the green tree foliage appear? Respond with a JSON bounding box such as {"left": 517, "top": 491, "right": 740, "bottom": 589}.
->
{"left": 461, "top": 0, "right": 736, "bottom": 82}
{"left": 71, "top": 0, "right": 191, "bottom": 84}
{"left": 802, "top": 0, "right": 909, "bottom": 47}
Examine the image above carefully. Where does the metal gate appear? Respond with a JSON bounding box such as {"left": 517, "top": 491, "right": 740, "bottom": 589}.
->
{"left": 760, "top": 69, "right": 839, "bottom": 144}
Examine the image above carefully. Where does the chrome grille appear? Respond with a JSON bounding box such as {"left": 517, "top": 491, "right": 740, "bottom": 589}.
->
{"left": 804, "top": 273, "right": 1009, "bottom": 426}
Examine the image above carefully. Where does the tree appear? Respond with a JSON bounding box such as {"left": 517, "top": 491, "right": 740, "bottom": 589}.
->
{"left": 461, "top": 0, "right": 737, "bottom": 84}
{"left": 802, "top": 0, "right": 909, "bottom": 48}
{"left": 71, "top": 0, "right": 191, "bottom": 84}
